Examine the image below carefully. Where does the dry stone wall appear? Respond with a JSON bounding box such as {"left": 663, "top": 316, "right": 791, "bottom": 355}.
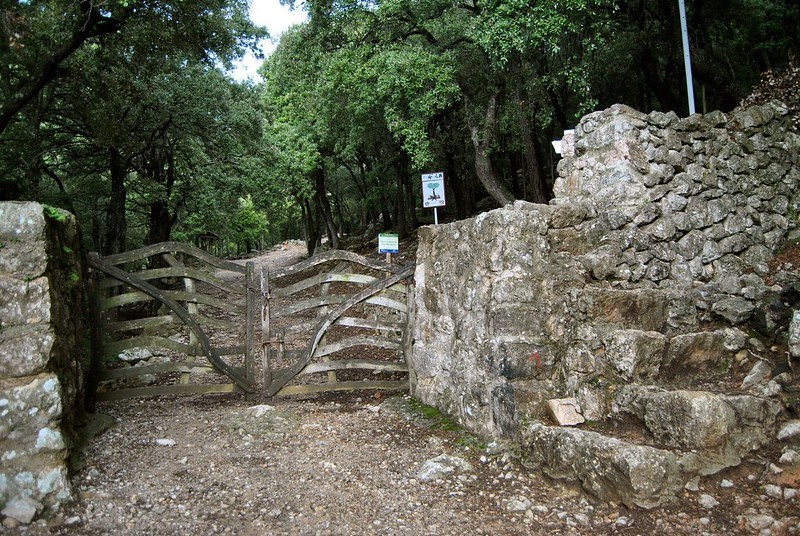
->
{"left": 0, "top": 202, "right": 84, "bottom": 523}
{"left": 411, "top": 102, "right": 799, "bottom": 506}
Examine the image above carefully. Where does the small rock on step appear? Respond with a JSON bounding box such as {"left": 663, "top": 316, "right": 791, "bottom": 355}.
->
{"left": 741, "top": 360, "right": 771, "bottom": 389}
{"left": 546, "top": 398, "right": 585, "bottom": 426}
{"left": 779, "top": 449, "right": 799, "bottom": 465}
{"left": 1, "top": 497, "right": 43, "bottom": 525}
{"left": 777, "top": 420, "right": 800, "bottom": 441}
{"left": 504, "top": 496, "right": 532, "bottom": 512}
{"left": 765, "top": 484, "right": 784, "bottom": 499}
{"left": 416, "top": 454, "right": 474, "bottom": 482}
{"left": 739, "top": 513, "right": 777, "bottom": 532}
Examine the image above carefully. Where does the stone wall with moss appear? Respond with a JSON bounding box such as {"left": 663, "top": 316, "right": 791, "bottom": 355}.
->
{"left": 0, "top": 202, "right": 84, "bottom": 524}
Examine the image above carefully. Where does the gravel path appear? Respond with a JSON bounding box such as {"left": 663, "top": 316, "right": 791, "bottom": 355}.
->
{"left": 12, "top": 391, "right": 800, "bottom": 536}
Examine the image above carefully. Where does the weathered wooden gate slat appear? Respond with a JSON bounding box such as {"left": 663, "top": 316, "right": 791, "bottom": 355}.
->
{"left": 269, "top": 249, "right": 408, "bottom": 279}
{"left": 107, "top": 313, "right": 239, "bottom": 333}
{"left": 100, "top": 362, "right": 218, "bottom": 380}
{"left": 104, "top": 335, "right": 245, "bottom": 357}
{"left": 312, "top": 336, "right": 401, "bottom": 358}
{"left": 333, "top": 316, "right": 404, "bottom": 332}
{"left": 272, "top": 272, "right": 407, "bottom": 298}
{"left": 300, "top": 360, "right": 408, "bottom": 374}
{"left": 276, "top": 380, "right": 408, "bottom": 397}
{"left": 279, "top": 316, "right": 404, "bottom": 336}
{"left": 102, "top": 289, "right": 234, "bottom": 310}
{"left": 96, "top": 383, "right": 242, "bottom": 402}
{"left": 98, "top": 241, "right": 247, "bottom": 273}
{"left": 100, "top": 266, "right": 242, "bottom": 295}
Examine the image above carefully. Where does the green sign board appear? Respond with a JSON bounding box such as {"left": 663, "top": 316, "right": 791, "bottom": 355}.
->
{"left": 378, "top": 233, "right": 399, "bottom": 254}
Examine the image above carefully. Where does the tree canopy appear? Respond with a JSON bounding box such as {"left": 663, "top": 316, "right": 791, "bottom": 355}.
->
{"left": 1, "top": 0, "right": 797, "bottom": 256}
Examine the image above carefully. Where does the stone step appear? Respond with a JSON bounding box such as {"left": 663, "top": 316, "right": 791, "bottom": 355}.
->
{"left": 612, "top": 385, "right": 781, "bottom": 475}
{"left": 518, "top": 423, "right": 682, "bottom": 509}
{"left": 595, "top": 327, "right": 747, "bottom": 382}
{"left": 517, "top": 384, "right": 782, "bottom": 508}
{"left": 583, "top": 286, "right": 697, "bottom": 335}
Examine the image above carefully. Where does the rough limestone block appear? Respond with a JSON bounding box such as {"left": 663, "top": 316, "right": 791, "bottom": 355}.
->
{"left": 1, "top": 497, "right": 42, "bottom": 524}
{"left": 0, "top": 276, "right": 52, "bottom": 327}
{"left": 614, "top": 387, "right": 779, "bottom": 474}
{"left": 664, "top": 331, "right": 737, "bottom": 372}
{"left": 0, "top": 466, "right": 71, "bottom": 511}
{"left": 603, "top": 329, "right": 667, "bottom": 380}
{"left": 520, "top": 423, "right": 681, "bottom": 508}
{"left": 0, "top": 202, "right": 48, "bottom": 238}
{"left": 640, "top": 391, "right": 735, "bottom": 450}
{"left": 789, "top": 310, "right": 800, "bottom": 359}
{"left": 0, "top": 375, "right": 64, "bottom": 456}
{"left": 585, "top": 288, "right": 670, "bottom": 332}
{"left": 741, "top": 361, "right": 771, "bottom": 388}
{"left": 0, "top": 325, "right": 55, "bottom": 377}
{"left": 711, "top": 297, "right": 756, "bottom": 323}
{"left": 778, "top": 421, "right": 800, "bottom": 442}
{"left": 0, "top": 239, "right": 48, "bottom": 281}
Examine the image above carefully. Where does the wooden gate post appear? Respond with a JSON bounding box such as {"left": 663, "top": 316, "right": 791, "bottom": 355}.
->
{"left": 86, "top": 261, "right": 105, "bottom": 413}
{"left": 402, "top": 278, "right": 417, "bottom": 395}
{"left": 260, "top": 265, "right": 272, "bottom": 395}
{"left": 245, "top": 262, "right": 257, "bottom": 398}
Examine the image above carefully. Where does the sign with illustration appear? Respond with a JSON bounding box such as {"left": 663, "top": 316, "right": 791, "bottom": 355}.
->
{"left": 421, "top": 172, "right": 446, "bottom": 208}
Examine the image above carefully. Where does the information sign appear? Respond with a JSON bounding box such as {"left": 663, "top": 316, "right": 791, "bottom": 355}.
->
{"left": 378, "top": 233, "right": 399, "bottom": 254}
{"left": 421, "top": 172, "right": 446, "bottom": 208}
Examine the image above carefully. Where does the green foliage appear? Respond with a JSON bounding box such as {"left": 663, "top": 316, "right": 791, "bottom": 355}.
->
{"left": 3, "top": 0, "right": 796, "bottom": 254}
{"left": 407, "top": 397, "right": 462, "bottom": 432}
{"left": 233, "top": 195, "right": 268, "bottom": 252}
{"left": 1, "top": 0, "right": 272, "bottom": 254}
{"left": 43, "top": 204, "right": 68, "bottom": 222}
{"left": 405, "top": 397, "right": 487, "bottom": 451}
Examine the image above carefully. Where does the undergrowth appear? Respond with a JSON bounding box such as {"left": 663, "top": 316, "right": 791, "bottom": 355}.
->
{"left": 406, "top": 397, "right": 487, "bottom": 451}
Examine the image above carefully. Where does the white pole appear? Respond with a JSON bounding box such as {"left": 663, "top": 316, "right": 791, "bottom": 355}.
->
{"left": 678, "top": 0, "right": 696, "bottom": 115}
{"left": 434, "top": 207, "right": 439, "bottom": 225}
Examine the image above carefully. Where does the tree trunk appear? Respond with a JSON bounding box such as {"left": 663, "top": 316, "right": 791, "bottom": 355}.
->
{"left": 465, "top": 92, "right": 515, "bottom": 207}
{"left": 514, "top": 88, "right": 548, "bottom": 203}
{"left": 103, "top": 147, "right": 128, "bottom": 255}
{"left": 314, "top": 168, "right": 339, "bottom": 250}
{"left": 393, "top": 152, "right": 414, "bottom": 238}
{"left": 300, "top": 196, "right": 321, "bottom": 256}
{"left": 145, "top": 151, "right": 178, "bottom": 246}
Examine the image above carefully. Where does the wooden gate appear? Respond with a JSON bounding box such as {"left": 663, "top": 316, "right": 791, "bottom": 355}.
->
{"left": 87, "top": 242, "right": 258, "bottom": 402}
{"left": 261, "top": 250, "right": 415, "bottom": 397}
{"left": 87, "top": 243, "right": 416, "bottom": 402}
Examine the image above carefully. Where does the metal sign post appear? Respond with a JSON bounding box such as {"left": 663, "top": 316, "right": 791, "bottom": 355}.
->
{"left": 421, "top": 172, "right": 446, "bottom": 224}
{"left": 678, "top": 0, "right": 696, "bottom": 115}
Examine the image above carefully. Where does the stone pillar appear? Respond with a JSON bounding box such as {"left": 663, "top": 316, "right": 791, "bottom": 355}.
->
{"left": 0, "top": 202, "right": 84, "bottom": 526}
